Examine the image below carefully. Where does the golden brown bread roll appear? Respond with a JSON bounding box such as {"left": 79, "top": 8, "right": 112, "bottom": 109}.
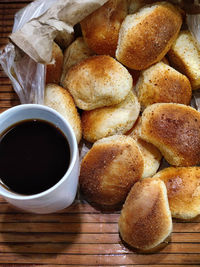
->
{"left": 168, "top": 30, "right": 200, "bottom": 90}
{"left": 119, "top": 178, "right": 172, "bottom": 252}
{"left": 135, "top": 62, "right": 192, "bottom": 109}
{"left": 60, "top": 37, "right": 94, "bottom": 86}
{"left": 46, "top": 42, "right": 63, "bottom": 84}
{"left": 127, "top": 117, "right": 162, "bottom": 178}
{"left": 116, "top": 2, "right": 182, "bottom": 70}
{"left": 81, "top": 0, "right": 127, "bottom": 57}
{"left": 82, "top": 91, "right": 140, "bottom": 143}
{"left": 44, "top": 84, "right": 82, "bottom": 143}
{"left": 140, "top": 103, "right": 200, "bottom": 166}
{"left": 154, "top": 167, "right": 200, "bottom": 220}
{"left": 79, "top": 135, "right": 144, "bottom": 210}
{"left": 63, "top": 55, "right": 132, "bottom": 110}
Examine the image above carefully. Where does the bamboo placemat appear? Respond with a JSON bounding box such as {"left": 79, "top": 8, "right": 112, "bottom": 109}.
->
{"left": 0, "top": 1, "right": 200, "bottom": 266}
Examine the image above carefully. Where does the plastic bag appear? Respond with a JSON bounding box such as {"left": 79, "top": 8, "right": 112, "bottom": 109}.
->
{"left": 0, "top": 0, "right": 107, "bottom": 104}
{"left": 0, "top": 0, "right": 56, "bottom": 104}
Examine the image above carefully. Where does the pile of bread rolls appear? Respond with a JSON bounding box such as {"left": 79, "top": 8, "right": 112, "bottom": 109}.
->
{"left": 44, "top": 0, "right": 200, "bottom": 253}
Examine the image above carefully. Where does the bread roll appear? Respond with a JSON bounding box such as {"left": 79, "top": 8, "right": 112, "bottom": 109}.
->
{"left": 60, "top": 37, "right": 94, "bottom": 86}
{"left": 154, "top": 167, "right": 200, "bottom": 220}
{"left": 44, "top": 84, "right": 82, "bottom": 143}
{"left": 79, "top": 135, "right": 144, "bottom": 210}
{"left": 168, "top": 30, "right": 200, "bottom": 90}
{"left": 127, "top": 117, "right": 162, "bottom": 178}
{"left": 46, "top": 42, "right": 63, "bottom": 84}
{"left": 81, "top": 0, "right": 127, "bottom": 57}
{"left": 140, "top": 103, "right": 200, "bottom": 166}
{"left": 119, "top": 178, "right": 172, "bottom": 252}
{"left": 82, "top": 91, "right": 140, "bottom": 143}
{"left": 63, "top": 55, "right": 132, "bottom": 110}
{"left": 116, "top": 2, "right": 182, "bottom": 70}
{"left": 135, "top": 62, "right": 192, "bottom": 109}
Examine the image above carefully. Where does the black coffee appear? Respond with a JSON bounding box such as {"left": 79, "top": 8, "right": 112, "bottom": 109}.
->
{"left": 0, "top": 119, "right": 70, "bottom": 195}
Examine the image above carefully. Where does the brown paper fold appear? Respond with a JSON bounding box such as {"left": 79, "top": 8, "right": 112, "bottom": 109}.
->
{"left": 10, "top": 0, "right": 108, "bottom": 63}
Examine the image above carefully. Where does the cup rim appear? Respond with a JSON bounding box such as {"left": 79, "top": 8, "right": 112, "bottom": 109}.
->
{"left": 0, "top": 104, "right": 78, "bottom": 200}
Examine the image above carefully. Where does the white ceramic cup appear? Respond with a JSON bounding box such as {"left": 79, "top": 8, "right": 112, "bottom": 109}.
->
{"left": 0, "top": 104, "right": 79, "bottom": 214}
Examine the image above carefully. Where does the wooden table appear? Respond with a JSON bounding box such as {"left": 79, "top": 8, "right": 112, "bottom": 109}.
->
{"left": 0, "top": 0, "right": 200, "bottom": 266}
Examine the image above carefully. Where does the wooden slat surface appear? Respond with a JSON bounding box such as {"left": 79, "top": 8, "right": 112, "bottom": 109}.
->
{"left": 0, "top": 1, "right": 200, "bottom": 266}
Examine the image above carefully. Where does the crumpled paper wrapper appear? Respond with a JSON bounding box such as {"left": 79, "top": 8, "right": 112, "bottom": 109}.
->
{"left": 10, "top": 0, "right": 108, "bottom": 63}
{"left": 0, "top": 0, "right": 108, "bottom": 104}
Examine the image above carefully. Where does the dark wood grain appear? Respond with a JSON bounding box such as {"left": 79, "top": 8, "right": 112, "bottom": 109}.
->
{"left": 0, "top": 1, "right": 200, "bottom": 266}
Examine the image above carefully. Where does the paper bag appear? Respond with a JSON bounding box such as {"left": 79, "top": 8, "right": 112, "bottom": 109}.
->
{"left": 0, "top": 0, "right": 108, "bottom": 104}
